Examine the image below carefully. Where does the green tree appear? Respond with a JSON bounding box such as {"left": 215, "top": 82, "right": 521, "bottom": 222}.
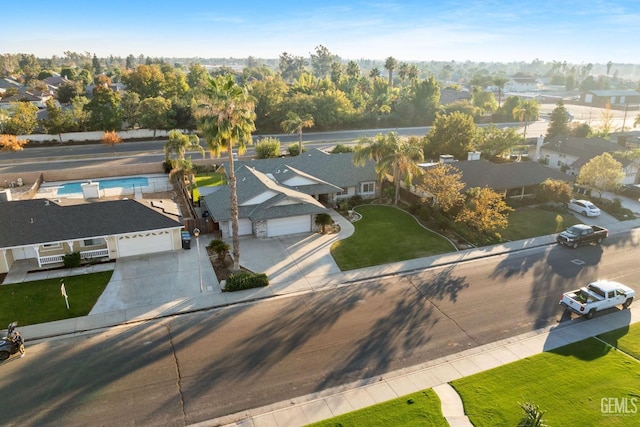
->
{"left": 474, "top": 124, "right": 522, "bottom": 158}
{"left": 187, "top": 63, "right": 210, "bottom": 94}
{"left": 138, "top": 96, "right": 173, "bottom": 138}
{"left": 472, "top": 89, "right": 498, "bottom": 115}
{"left": 513, "top": 99, "right": 540, "bottom": 141}
{"left": 121, "top": 64, "right": 165, "bottom": 99}
{"left": 545, "top": 100, "right": 570, "bottom": 141}
{"left": 194, "top": 74, "right": 256, "bottom": 271}
{"left": 456, "top": 187, "right": 514, "bottom": 242}
{"left": 3, "top": 102, "right": 39, "bottom": 135}
{"left": 57, "top": 82, "right": 82, "bottom": 104}
{"left": 384, "top": 56, "right": 398, "bottom": 87}
{"left": 254, "top": 137, "right": 281, "bottom": 159}
{"left": 86, "top": 85, "right": 122, "bottom": 131}
{"left": 418, "top": 162, "right": 465, "bottom": 213}
{"left": 310, "top": 45, "right": 337, "bottom": 78}
{"left": 164, "top": 129, "right": 205, "bottom": 197}
{"left": 424, "top": 112, "right": 476, "bottom": 160}
{"left": 207, "top": 239, "right": 231, "bottom": 261}
{"left": 42, "top": 99, "right": 72, "bottom": 142}
{"left": 576, "top": 152, "right": 624, "bottom": 197}
{"left": 536, "top": 178, "right": 572, "bottom": 204}
{"left": 278, "top": 52, "right": 307, "bottom": 82}
{"left": 281, "top": 112, "right": 314, "bottom": 155}
{"left": 353, "top": 133, "right": 396, "bottom": 202}
{"left": 69, "top": 96, "right": 91, "bottom": 132}
{"left": 120, "top": 91, "right": 141, "bottom": 129}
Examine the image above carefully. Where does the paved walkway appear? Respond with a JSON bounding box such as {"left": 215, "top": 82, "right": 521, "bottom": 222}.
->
{"left": 4, "top": 205, "right": 640, "bottom": 426}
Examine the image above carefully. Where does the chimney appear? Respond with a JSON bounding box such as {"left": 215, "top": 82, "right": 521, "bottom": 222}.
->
{"left": 535, "top": 135, "right": 544, "bottom": 160}
{"left": 467, "top": 151, "right": 481, "bottom": 161}
{"left": 439, "top": 154, "right": 454, "bottom": 163}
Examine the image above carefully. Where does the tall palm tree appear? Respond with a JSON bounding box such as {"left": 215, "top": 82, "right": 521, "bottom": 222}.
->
{"left": 353, "top": 132, "right": 423, "bottom": 205}
{"left": 164, "top": 129, "right": 205, "bottom": 199}
{"left": 194, "top": 74, "right": 256, "bottom": 272}
{"left": 384, "top": 56, "right": 398, "bottom": 87}
{"left": 353, "top": 133, "right": 395, "bottom": 202}
{"left": 281, "top": 112, "right": 314, "bottom": 155}
{"left": 492, "top": 76, "right": 509, "bottom": 108}
{"left": 377, "top": 135, "right": 424, "bottom": 205}
{"left": 512, "top": 99, "right": 539, "bottom": 141}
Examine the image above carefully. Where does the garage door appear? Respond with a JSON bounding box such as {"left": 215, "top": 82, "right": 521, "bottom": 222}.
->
{"left": 267, "top": 215, "right": 311, "bottom": 237}
{"left": 228, "top": 219, "right": 253, "bottom": 236}
{"left": 117, "top": 231, "right": 173, "bottom": 257}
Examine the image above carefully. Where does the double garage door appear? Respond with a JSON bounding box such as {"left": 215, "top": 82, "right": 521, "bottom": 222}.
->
{"left": 267, "top": 215, "right": 311, "bottom": 237}
{"left": 117, "top": 231, "right": 173, "bottom": 257}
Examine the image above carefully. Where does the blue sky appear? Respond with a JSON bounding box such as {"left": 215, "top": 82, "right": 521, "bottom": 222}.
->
{"left": 3, "top": 1, "right": 639, "bottom": 63}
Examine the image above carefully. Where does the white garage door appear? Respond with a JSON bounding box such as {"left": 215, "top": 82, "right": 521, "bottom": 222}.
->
{"left": 117, "top": 231, "right": 173, "bottom": 257}
{"left": 229, "top": 219, "right": 253, "bottom": 236}
{"left": 267, "top": 215, "right": 311, "bottom": 237}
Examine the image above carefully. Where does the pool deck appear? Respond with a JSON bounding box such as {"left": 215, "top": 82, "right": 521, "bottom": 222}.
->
{"left": 36, "top": 174, "right": 171, "bottom": 199}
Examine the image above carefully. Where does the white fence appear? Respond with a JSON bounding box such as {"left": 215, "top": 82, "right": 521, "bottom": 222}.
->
{"left": 18, "top": 129, "right": 176, "bottom": 143}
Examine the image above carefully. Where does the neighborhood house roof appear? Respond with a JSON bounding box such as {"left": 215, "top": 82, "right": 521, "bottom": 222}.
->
{"left": 0, "top": 199, "right": 183, "bottom": 248}
{"left": 204, "top": 165, "right": 328, "bottom": 223}
{"left": 541, "top": 136, "right": 632, "bottom": 169}
{"left": 427, "top": 159, "right": 572, "bottom": 191}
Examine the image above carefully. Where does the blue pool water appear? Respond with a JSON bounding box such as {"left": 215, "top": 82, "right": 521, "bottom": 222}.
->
{"left": 56, "top": 177, "right": 149, "bottom": 195}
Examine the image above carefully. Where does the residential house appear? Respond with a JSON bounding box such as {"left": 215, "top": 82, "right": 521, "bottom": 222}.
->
{"left": 0, "top": 198, "right": 184, "bottom": 274}
{"left": 0, "top": 78, "right": 23, "bottom": 95}
{"left": 0, "top": 91, "right": 52, "bottom": 110}
{"left": 534, "top": 135, "right": 639, "bottom": 184}
{"left": 504, "top": 77, "right": 543, "bottom": 93}
{"left": 440, "top": 88, "right": 471, "bottom": 106}
{"left": 201, "top": 149, "right": 378, "bottom": 238}
{"left": 417, "top": 154, "right": 572, "bottom": 200}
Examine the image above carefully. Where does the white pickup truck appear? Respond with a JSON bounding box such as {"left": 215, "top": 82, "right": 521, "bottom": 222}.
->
{"left": 560, "top": 280, "right": 635, "bottom": 319}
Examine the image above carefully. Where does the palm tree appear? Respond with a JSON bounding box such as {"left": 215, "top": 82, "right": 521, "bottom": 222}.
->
{"left": 164, "top": 129, "right": 205, "bottom": 199}
{"left": 281, "top": 112, "right": 314, "bottom": 155}
{"left": 194, "top": 74, "right": 256, "bottom": 272}
{"left": 369, "top": 68, "right": 381, "bottom": 79}
{"left": 354, "top": 132, "right": 423, "bottom": 205}
{"left": 512, "top": 99, "right": 540, "bottom": 141}
{"left": 384, "top": 56, "right": 398, "bottom": 87}
{"left": 353, "top": 133, "right": 395, "bottom": 202}
{"left": 492, "top": 76, "right": 509, "bottom": 108}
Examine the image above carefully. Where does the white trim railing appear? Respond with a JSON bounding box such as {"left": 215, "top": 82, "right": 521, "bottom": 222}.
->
{"left": 39, "top": 248, "right": 110, "bottom": 265}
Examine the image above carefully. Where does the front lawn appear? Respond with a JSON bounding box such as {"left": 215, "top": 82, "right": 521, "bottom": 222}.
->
{"left": 501, "top": 206, "right": 581, "bottom": 241}
{"left": 452, "top": 335, "right": 640, "bottom": 426}
{"left": 330, "top": 205, "right": 455, "bottom": 270}
{"left": 307, "top": 389, "right": 447, "bottom": 427}
{"left": 0, "top": 271, "right": 113, "bottom": 327}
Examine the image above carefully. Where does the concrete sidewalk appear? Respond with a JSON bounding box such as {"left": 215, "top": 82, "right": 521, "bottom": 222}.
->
{"left": 5, "top": 207, "right": 640, "bottom": 427}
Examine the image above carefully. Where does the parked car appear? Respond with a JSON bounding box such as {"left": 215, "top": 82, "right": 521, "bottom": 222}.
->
{"left": 560, "top": 280, "right": 634, "bottom": 319}
{"left": 566, "top": 199, "right": 600, "bottom": 217}
{"left": 621, "top": 184, "right": 640, "bottom": 200}
{"left": 556, "top": 224, "right": 608, "bottom": 248}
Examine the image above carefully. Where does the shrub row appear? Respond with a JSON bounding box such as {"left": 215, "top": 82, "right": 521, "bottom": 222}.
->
{"left": 225, "top": 272, "right": 269, "bottom": 292}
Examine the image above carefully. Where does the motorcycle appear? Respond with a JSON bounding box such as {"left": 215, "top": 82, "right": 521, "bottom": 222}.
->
{"left": 0, "top": 322, "right": 20, "bottom": 361}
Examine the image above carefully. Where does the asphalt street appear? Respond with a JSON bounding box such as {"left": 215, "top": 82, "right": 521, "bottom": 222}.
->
{"left": 2, "top": 232, "right": 639, "bottom": 425}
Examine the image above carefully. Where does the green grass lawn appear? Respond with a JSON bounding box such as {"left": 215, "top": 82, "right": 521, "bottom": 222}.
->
{"left": 311, "top": 325, "right": 640, "bottom": 426}
{"left": 0, "top": 271, "right": 113, "bottom": 327}
{"left": 193, "top": 172, "right": 226, "bottom": 203}
{"left": 330, "top": 205, "right": 455, "bottom": 270}
{"left": 452, "top": 336, "right": 640, "bottom": 426}
{"left": 501, "top": 207, "right": 581, "bottom": 241}
{"left": 307, "top": 389, "right": 447, "bottom": 427}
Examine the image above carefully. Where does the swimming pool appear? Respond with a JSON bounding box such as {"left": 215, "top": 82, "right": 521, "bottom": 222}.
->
{"left": 56, "top": 177, "right": 150, "bottom": 195}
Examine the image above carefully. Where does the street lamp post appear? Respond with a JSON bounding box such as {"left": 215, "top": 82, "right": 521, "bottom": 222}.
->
{"left": 193, "top": 228, "right": 203, "bottom": 292}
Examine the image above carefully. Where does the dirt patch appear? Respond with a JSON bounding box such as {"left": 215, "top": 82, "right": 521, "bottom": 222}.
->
{"left": 206, "top": 249, "right": 252, "bottom": 283}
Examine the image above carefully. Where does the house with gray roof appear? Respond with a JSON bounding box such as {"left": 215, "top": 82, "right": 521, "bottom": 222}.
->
{"left": 535, "top": 136, "right": 639, "bottom": 184}
{"left": 0, "top": 198, "right": 184, "bottom": 274}
{"left": 201, "top": 148, "right": 377, "bottom": 238}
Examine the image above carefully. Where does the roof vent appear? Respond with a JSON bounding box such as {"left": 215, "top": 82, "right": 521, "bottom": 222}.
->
{"left": 44, "top": 200, "right": 49, "bottom": 206}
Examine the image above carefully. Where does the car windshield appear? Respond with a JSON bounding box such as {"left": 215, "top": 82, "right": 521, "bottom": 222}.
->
{"left": 566, "top": 226, "right": 583, "bottom": 235}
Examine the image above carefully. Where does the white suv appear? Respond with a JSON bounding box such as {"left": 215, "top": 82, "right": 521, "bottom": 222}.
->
{"left": 566, "top": 199, "right": 601, "bottom": 217}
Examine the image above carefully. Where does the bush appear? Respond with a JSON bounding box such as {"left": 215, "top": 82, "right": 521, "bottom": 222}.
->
{"left": 254, "top": 137, "right": 281, "bottom": 159}
{"left": 331, "top": 144, "right": 354, "bottom": 154}
{"left": 162, "top": 159, "right": 173, "bottom": 173}
{"left": 287, "top": 143, "right": 307, "bottom": 156}
{"left": 63, "top": 252, "right": 81, "bottom": 268}
{"left": 225, "top": 272, "right": 269, "bottom": 292}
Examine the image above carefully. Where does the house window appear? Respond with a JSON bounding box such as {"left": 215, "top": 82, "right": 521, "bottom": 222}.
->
{"left": 336, "top": 187, "right": 348, "bottom": 196}
{"left": 360, "top": 182, "right": 375, "bottom": 194}
{"left": 81, "top": 238, "right": 105, "bottom": 247}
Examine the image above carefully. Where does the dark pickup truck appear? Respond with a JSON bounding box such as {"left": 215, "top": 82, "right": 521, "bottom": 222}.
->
{"left": 556, "top": 224, "right": 608, "bottom": 248}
